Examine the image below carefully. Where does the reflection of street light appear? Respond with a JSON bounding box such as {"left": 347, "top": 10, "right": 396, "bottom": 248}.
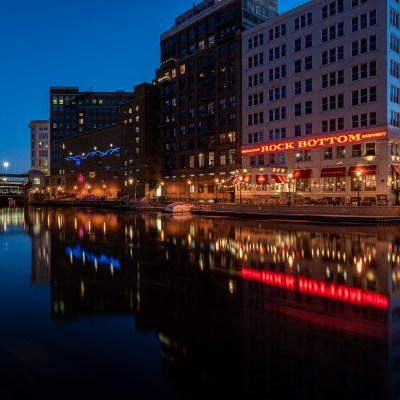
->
{"left": 288, "top": 173, "right": 293, "bottom": 206}
{"left": 356, "top": 170, "right": 361, "bottom": 206}
{"left": 187, "top": 180, "right": 191, "bottom": 202}
{"left": 3, "top": 162, "right": 9, "bottom": 173}
{"left": 238, "top": 176, "right": 243, "bottom": 204}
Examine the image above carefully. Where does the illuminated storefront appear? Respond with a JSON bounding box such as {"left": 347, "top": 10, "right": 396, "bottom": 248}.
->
{"left": 239, "top": 129, "right": 394, "bottom": 205}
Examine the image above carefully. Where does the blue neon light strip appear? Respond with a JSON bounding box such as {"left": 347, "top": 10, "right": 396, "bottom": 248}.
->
{"left": 65, "top": 147, "right": 120, "bottom": 161}
{"left": 65, "top": 244, "right": 121, "bottom": 269}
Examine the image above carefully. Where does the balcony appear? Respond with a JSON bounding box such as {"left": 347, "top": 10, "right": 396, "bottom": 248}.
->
{"left": 199, "top": 74, "right": 215, "bottom": 85}
{"left": 160, "top": 57, "right": 177, "bottom": 69}
{"left": 157, "top": 76, "right": 172, "bottom": 85}
{"left": 200, "top": 92, "right": 215, "bottom": 101}
{"left": 199, "top": 59, "right": 215, "bottom": 69}
{"left": 215, "top": 32, "right": 235, "bottom": 44}
{"left": 216, "top": 14, "right": 236, "bottom": 27}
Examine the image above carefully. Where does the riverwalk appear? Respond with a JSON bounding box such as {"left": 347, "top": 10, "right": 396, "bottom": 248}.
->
{"left": 29, "top": 199, "right": 400, "bottom": 225}
{"left": 191, "top": 203, "right": 400, "bottom": 225}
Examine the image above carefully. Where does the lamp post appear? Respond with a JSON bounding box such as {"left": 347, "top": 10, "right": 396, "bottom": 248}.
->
{"left": 3, "top": 162, "right": 9, "bottom": 173}
{"left": 238, "top": 176, "right": 243, "bottom": 204}
{"left": 74, "top": 185, "right": 77, "bottom": 199}
{"left": 187, "top": 180, "right": 191, "bottom": 202}
{"left": 356, "top": 170, "right": 361, "bottom": 206}
{"left": 287, "top": 173, "right": 293, "bottom": 206}
{"left": 103, "top": 184, "right": 106, "bottom": 200}
{"left": 215, "top": 178, "right": 219, "bottom": 203}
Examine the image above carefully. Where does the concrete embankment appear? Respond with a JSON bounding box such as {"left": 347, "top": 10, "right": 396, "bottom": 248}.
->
{"left": 191, "top": 203, "right": 400, "bottom": 225}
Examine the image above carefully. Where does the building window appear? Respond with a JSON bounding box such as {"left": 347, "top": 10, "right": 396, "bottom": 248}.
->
{"left": 324, "top": 147, "right": 333, "bottom": 160}
{"left": 337, "top": 146, "right": 345, "bottom": 158}
{"left": 352, "top": 144, "right": 362, "bottom": 157}
{"left": 365, "top": 142, "right": 376, "bottom": 156}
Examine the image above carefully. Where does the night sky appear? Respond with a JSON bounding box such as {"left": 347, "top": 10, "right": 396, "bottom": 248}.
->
{"left": 0, "top": 0, "right": 305, "bottom": 174}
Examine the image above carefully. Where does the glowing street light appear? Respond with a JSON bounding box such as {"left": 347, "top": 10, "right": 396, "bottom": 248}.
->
{"left": 356, "top": 170, "right": 361, "bottom": 206}
{"left": 187, "top": 180, "right": 191, "bottom": 202}
{"left": 238, "top": 176, "right": 243, "bottom": 204}
{"left": 3, "top": 162, "right": 9, "bottom": 173}
{"left": 287, "top": 173, "right": 293, "bottom": 206}
{"left": 215, "top": 178, "right": 219, "bottom": 203}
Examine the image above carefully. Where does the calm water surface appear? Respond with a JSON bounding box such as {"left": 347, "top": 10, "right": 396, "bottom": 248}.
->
{"left": 0, "top": 206, "right": 398, "bottom": 399}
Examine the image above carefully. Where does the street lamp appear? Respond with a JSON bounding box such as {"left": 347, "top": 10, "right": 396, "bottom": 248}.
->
{"left": 356, "top": 170, "right": 361, "bottom": 206}
{"left": 3, "top": 162, "right": 9, "bottom": 173}
{"left": 238, "top": 176, "right": 243, "bottom": 204}
{"left": 74, "top": 186, "right": 77, "bottom": 199}
{"left": 187, "top": 180, "right": 191, "bottom": 202}
{"left": 287, "top": 173, "right": 293, "bottom": 206}
{"left": 215, "top": 178, "right": 219, "bottom": 203}
{"left": 103, "top": 184, "right": 106, "bottom": 199}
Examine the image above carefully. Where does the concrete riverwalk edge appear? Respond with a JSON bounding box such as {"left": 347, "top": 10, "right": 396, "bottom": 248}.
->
{"left": 29, "top": 200, "right": 400, "bottom": 225}
{"left": 191, "top": 203, "right": 400, "bottom": 225}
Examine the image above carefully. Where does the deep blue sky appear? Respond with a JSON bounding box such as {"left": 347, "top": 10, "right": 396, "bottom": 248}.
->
{"left": 0, "top": 0, "right": 305, "bottom": 174}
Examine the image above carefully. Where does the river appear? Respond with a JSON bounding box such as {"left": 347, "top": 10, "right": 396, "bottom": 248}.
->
{"left": 0, "top": 206, "right": 398, "bottom": 399}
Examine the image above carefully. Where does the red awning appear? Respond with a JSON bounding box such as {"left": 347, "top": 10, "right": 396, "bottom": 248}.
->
{"left": 348, "top": 165, "right": 377, "bottom": 176}
{"left": 292, "top": 169, "right": 312, "bottom": 179}
{"left": 392, "top": 164, "right": 400, "bottom": 174}
{"left": 320, "top": 167, "right": 346, "bottom": 178}
{"left": 256, "top": 174, "right": 268, "bottom": 184}
{"left": 271, "top": 174, "right": 287, "bottom": 183}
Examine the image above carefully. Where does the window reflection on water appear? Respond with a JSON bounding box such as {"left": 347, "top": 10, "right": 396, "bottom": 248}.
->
{"left": 3, "top": 207, "right": 400, "bottom": 399}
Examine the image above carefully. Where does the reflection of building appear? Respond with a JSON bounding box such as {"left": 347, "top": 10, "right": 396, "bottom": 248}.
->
{"left": 29, "top": 207, "right": 400, "bottom": 398}
{"left": 241, "top": 0, "right": 400, "bottom": 206}
{"left": 158, "top": 0, "right": 277, "bottom": 202}
{"left": 29, "top": 120, "right": 50, "bottom": 176}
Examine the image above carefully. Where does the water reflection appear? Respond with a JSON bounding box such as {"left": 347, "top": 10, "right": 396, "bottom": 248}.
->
{"left": 3, "top": 207, "right": 400, "bottom": 398}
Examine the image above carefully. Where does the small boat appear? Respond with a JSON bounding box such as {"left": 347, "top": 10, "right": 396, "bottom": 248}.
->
{"left": 164, "top": 202, "right": 193, "bottom": 213}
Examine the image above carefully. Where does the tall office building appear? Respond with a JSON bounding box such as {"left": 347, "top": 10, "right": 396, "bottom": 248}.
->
{"left": 241, "top": 0, "right": 400, "bottom": 206}
{"left": 53, "top": 83, "right": 160, "bottom": 199}
{"left": 158, "top": 0, "right": 277, "bottom": 202}
{"left": 29, "top": 120, "right": 50, "bottom": 176}
{"left": 50, "top": 87, "right": 133, "bottom": 190}
{"left": 49, "top": 87, "right": 135, "bottom": 177}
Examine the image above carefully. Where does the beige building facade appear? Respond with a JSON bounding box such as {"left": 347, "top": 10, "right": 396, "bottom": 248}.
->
{"left": 240, "top": 0, "right": 400, "bottom": 206}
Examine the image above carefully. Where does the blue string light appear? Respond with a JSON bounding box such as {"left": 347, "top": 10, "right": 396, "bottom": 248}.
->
{"left": 65, "top": 147, "right": 120, "bottom": 161}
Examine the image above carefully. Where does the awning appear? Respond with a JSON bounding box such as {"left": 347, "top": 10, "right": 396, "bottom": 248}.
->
{"left": 256, "top": 174, "right": 268, "bottom": 184}
{"left": 292, "top": 169, "right": 312, "bottom": 179}
{"left": 271, "top": 174, "right": 287, "bottom": 183}
{"left": 392, "top": 164, "right": 400, "bottom": 174}
{"left": 348, "top": 165, "right": 377, "bottom": 176}
{"left": 320, "top": 167, "right": 346, "bottom": 178}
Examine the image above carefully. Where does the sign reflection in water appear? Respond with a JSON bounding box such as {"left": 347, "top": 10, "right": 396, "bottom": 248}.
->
{"left": 5, "top": 207, "right": 400, "bottom": 399}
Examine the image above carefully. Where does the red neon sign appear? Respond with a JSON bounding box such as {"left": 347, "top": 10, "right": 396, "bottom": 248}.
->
{"left": 77, "top": 174, "right": 84, "bottom": 183}
{"left": 241, "top": 268, "right": 388, "bottom": 309}
{"left": 241, "top": 131, "right": 387, "bottom": 155}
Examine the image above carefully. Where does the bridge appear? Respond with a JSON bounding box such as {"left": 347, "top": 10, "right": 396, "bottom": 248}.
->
{"left": 0, "top": 174, "right": 28, "bottom": 206}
